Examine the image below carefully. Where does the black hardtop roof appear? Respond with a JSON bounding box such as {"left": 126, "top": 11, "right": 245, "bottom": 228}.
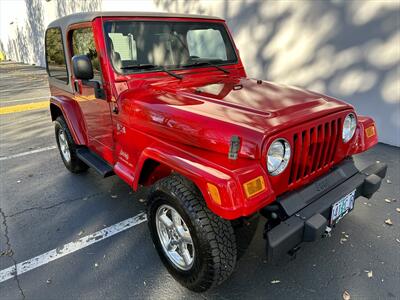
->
{"left": 47, "top": 11, "right": 223, "bottom": 29}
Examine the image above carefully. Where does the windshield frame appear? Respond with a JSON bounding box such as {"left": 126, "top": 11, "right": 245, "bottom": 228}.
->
{"left": 102, "top": 18, "right": 239, "bottom": 76}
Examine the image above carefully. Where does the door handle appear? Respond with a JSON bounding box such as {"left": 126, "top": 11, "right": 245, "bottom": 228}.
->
{"left": 112, "top": 105, "right": 119, "bottom": 114}
{"left": 74, "top": 79, "right": 83, "bottom": 94}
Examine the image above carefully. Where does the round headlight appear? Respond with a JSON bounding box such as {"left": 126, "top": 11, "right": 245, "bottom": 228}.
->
{"left": 267, "top": 139, "right": 291, "bottom": 176}
{"left": 342, "top": 113, "right": 357, "bottom": 143}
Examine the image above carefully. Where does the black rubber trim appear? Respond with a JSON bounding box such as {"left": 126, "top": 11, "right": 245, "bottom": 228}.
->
{"left": 76, "top": 148, "right": 114, "bottom": 178}
{"left": 265, "top": 161, "right": 387, "bottom": 262}
{"left": 303, "top": 214, "right": 327, "bottom": 242}
{"left": 277, "top": 159, "right": 359, "bottom": 216}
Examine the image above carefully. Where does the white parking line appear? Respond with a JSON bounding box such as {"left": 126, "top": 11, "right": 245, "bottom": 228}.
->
{"left": 1, "top": 96, "right": 50, "bottom": 104}
{"left": 0, "top": 212, "right": 147, "bottom": 283}
{"left": 0, "top": 146, "right": 57, "bottom": 161}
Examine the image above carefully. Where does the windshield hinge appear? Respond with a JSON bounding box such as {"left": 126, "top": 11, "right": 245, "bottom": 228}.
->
{"left": 228, "top": 135, "right": 241, "bottom": 160}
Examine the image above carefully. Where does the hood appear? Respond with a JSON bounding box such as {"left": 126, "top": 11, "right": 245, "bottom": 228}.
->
{"left": 120, "top": 75, "right": 352, "bottom": 159}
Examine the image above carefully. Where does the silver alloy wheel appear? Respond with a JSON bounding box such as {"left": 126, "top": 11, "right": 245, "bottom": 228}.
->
{"left": 156, "top": 204, "right": 195, "bottom": 271}
{"left": 58, "top": 129, "right": 71, "bottom": 163}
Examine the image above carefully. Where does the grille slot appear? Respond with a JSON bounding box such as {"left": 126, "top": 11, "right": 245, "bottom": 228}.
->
{"left": 288, "top": 118, "right": 341, "bottom": 185}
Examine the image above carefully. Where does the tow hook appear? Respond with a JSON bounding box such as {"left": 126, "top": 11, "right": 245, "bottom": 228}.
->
{"left": 288, "top": 246, "right": 301, "bottom": 260}
{"left": 323, "top": 226, "right": 332, "bottom": 238}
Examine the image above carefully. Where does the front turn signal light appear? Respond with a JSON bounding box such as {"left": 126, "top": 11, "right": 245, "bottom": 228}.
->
{"left": 243, "top": 176, "right": 266, "bottom": 198}
{"left": 207, "top": 183, "right": 221, "bottom": 205}
{"left": 365, "top": 125, "right": 376, "bottom": 138}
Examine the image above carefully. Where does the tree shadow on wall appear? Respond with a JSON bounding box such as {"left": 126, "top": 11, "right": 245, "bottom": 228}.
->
{"left": 26, "top": 0, "right": 45, "bottom": 66}
{"left": 56, "top": 0, "right": 102, "bottom": 18}
{"left": 6, "top": 0, "right": 45, "bottom": 66}
{"left": 154, "top": 0, "right": 207, "bottom": 15}
{"left": 154, "top": 0, "right": 400, "bottom": 146}
{"left": 6, "top": 0, "right": 102, "bottom": 67}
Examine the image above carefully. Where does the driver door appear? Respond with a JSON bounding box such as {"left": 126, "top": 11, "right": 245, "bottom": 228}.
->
{"left": 70, "top": 25, "right": 114, "bottom": 163}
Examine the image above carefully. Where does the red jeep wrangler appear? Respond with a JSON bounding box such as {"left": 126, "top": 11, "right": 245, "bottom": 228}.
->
{"left": 45, "top": 12, "right": 386, "bottom": 291}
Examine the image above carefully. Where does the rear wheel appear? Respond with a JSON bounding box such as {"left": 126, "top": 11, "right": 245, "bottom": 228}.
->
{"left": 147, "top": 174, "right": 237, "bottom": 292}
{"left": 55, "top": 116, "right": 88, "bottom": 173}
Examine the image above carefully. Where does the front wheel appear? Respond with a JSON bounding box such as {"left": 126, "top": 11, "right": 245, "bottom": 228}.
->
{"left": 147, "top": 174, "right": 237, "bottom": 292}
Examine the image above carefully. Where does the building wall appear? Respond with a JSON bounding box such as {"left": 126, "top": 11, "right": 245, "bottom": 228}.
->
{"left": 1, "top": 0, "right": 399, "bottom": 146}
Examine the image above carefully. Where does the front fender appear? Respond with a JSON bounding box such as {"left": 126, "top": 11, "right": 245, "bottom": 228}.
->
{"left": 50, "top": 96, "right": 88, "bottom": 145}
{"left": 134, "top": 145, "right": 275, "bottom": 220}
{"left": 354, "top": 116, "right": 378, "bottom": 154}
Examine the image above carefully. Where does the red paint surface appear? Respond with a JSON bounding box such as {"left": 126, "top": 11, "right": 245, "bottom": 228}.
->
{"left": 48, "top": 16, "right": 378, "bottom": 219}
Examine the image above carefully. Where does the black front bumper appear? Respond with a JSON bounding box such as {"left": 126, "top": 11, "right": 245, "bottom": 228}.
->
{"left": 265, "top": 159, "right": 387, "bottom": 261}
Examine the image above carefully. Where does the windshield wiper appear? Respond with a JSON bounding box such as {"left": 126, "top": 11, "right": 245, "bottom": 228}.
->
{"left": 120, "top": 64, "right": 182, "bottom": 79}
{"left": 181, "top": 61, "right": 230, "bottom": 74}
{"left": 120, "top": 63, "right": 156, "bottom": 70}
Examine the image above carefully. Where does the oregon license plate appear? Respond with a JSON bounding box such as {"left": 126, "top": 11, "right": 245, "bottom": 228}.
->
{"left": 330, "top": 190, "right": 356, "bottom": 225}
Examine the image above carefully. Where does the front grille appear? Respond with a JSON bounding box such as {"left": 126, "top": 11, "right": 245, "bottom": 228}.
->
{"left": 288, "top": 118, "right": 342, "bottom": 185}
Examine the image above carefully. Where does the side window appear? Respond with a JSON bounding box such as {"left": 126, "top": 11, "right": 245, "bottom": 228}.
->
{"left": 187, "top": 29, "right": 227, "bottom": 60}
{"left": 45, "top": 28, "right": 68, "bottom": 83}
{"left": 71, "top": 27, "right": 101, "bottom": 80}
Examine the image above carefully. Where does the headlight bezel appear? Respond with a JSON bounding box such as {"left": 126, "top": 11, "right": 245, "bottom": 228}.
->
{"left": 267, "top": 138, "right": 291, "bottom": 176}
{"left": 342, "top": 113, "right": 357, "bottom": 143}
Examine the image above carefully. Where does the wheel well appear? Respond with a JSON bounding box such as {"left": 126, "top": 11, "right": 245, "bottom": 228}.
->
{"left": 50, "top": 103, "right": 63, "bottom": 121}
{"left": 138, "top": 159, "right": 174, "bottom": 186}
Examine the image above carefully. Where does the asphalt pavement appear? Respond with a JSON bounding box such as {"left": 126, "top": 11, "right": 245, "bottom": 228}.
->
{"left": 0, "top": 62, "right": 399, "bottom": 300}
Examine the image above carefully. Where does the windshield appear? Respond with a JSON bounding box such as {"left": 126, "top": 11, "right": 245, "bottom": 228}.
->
{"left": 104, "top": 21, "right": 238, "bottom": 73}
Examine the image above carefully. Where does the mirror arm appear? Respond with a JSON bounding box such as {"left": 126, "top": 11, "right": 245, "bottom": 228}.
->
{"left": 82, "top": 80, "right": 106, "bottom": 100}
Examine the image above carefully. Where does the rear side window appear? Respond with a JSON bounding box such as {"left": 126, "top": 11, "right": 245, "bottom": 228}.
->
{"left": 45, "top": 28, "right": 68, "bottom": 83}
{"left": 71, "top": 27, "right": 101, "bottom": 80}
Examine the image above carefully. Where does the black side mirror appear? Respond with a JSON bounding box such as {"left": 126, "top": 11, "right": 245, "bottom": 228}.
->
{"left": 71, "top": 55, "right": 105, "bottom": 99}
{"left": 72, "top": 55, "right": 93, "bottom": 80}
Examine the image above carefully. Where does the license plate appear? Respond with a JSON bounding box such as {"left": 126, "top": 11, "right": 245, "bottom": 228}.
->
{"left": 330, "top": 190, "right": 356, "bottom": 225}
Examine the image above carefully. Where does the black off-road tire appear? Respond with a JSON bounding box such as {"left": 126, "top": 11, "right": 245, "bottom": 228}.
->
{"left": 147, "top": 174, "right": 237, "bottom": 292}
{"left": 54, "top": 116, "right": 88, "bottom": 173}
